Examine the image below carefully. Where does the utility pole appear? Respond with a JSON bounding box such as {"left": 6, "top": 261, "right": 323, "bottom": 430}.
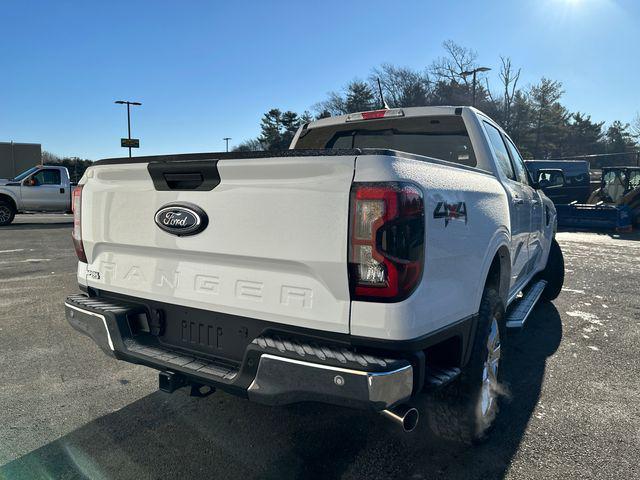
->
{"left": 115, "top": 100, "right": 142, "bottom": 158}
{"left": 223, "top": 137, "right": 231, "bottom": 152}
{"left": 460, "top": 67, "right": 491, "bottom": 107}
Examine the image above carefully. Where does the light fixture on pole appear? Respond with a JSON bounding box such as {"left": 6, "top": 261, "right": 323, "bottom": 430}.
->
{"left": 460, "top": 67, "right": 491, "bottom": 107}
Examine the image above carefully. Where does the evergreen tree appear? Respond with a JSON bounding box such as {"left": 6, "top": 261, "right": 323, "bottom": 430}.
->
{"left": 528, "top": 78, "right": 569, "bottom": 158}
{"left": 258, "top": 109, "right": 304, "bottom": 150}
{"left": 565, "top": 113, "right": 605, "bottom": 156}
{"left": 258, "top": 109, "right": 283, "bottom": 149}
{"left": 605, "top": 121, "right": 637, "bottom": 153}
{"left": 345, "top": 81, "right": 376, "bottom": 113}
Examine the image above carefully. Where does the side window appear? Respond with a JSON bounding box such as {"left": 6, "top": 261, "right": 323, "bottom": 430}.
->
{"left": 483, "top": 122, "right": 515, "bottom": 180}
{"left": 538, "top": 171, "right": 564, "bottom": 187}
{"left": 32, "top": 169, "right": 61, "bottom": 185}
{"left": 504, "top": 138, "right": 529, "bottom": 185}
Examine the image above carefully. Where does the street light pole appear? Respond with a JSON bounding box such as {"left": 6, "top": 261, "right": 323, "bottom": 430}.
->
{"left": 460, "top": 67, "right": 491, "bottom": 107}
{"left": 472, "top": 71, "right": 477, "bottom": 107}
{"left": 126, "top": 103, "right": 131, "bottom": 157}
{"left": 223, "top": 137, "right": 231, "bottom": 152}
{"left": 115, "top": 100, "right": 142, "bottom": 158}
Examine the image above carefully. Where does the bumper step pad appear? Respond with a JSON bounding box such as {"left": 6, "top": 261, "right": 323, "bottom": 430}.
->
{"left": 425, "top": 366, "right": 461, "bottom": 388}
{"left": 65, "top": 294, "right": 240, "bottom": 383}
{"left": 66, "top": 294, "right": 142, "bottom": 316}
{"left": 124, "top": 339, "right": 239, "bottom": 381}
{"left": 251, "top": 334, "right": 407, "bottom": 373}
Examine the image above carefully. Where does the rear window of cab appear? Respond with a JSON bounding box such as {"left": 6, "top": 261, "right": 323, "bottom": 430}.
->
{"left": 294, "top": 115, "right": 477, "bottom": 168}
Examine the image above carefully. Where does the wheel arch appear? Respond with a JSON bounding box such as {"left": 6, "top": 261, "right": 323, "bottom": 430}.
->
{"left": 475, "top": 229, "right": 511, "bottom": 311}
{"left": 0, "top": 192, "right": 18, "bottom": 212}
{"left": 485, "top": 245, "right": 510, "bottom": 305}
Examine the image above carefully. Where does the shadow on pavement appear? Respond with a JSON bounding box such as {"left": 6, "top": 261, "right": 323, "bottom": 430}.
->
{"left": 0, "top": 304, "right": 562, "bottom": 480}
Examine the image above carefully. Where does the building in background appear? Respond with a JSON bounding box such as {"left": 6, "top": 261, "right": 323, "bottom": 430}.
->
{"left": 0, "top": 142, "right": 42, "bottom": 178}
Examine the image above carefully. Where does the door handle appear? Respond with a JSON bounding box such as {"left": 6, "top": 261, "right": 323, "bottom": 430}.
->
{"left": 60, "top": 187, "right": 65, "bottom": 194}
{"left": 531, "top": 199, "right": 539, "bottom": 205}
{"left": 513, "top": 197, "right": 524, "bottom": 205}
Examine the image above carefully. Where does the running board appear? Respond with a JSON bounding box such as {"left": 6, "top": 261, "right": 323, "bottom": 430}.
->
{"left": 506, "top": 280, "right": 547, "bottom": 329}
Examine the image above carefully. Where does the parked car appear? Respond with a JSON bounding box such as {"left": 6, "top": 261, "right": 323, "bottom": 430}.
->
{"left": 525, "top": 160, "right": 591, "bottom": 204}
{"left": 64, "top": 106, "right": 564, "bottom": 444}
{"left": 0, "top": 165, "right": 73, "bottom": 225}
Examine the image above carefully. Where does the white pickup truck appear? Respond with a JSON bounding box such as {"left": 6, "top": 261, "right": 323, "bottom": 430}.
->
{"left": 64, "top": 106, "right": 565, "bottom": 443}
{"left": 0, "top": 165, "right": 74, "bottom": 225}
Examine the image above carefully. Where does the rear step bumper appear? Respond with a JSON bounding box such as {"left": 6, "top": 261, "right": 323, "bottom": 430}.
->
{"left": 64, "top": 294, "right": 413, "bottom": 410}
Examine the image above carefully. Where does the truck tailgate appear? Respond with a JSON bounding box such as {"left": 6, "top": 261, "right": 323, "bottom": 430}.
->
{"left": 81, "top": 155, "right": 356, "bottom": 334}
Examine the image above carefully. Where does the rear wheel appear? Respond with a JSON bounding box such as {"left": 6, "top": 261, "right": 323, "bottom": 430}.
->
{"left": 0, "top": 200, "right": 15, "bottom": 226}
{"left": 425, "top": 287, "right": 505, "bottom": 444}
{"left": 539, "top": 238, "right": 564, "bottom": 301}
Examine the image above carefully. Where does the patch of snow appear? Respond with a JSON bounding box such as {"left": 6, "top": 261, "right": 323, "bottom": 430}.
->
{"left": 563, "top": 288, "right": 585, "bottom": 294}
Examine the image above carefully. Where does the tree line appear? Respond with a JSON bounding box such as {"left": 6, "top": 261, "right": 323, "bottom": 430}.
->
{"left": 236, "top": 40, "right": 640, "bottom": 161}
{"left": 41, "top": 151, "right": 93, "bottom": 183}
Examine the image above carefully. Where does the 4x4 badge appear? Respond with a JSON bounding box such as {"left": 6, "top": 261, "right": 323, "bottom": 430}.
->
{"left": 433, "top": 202, "right": 467, "bottom": 226}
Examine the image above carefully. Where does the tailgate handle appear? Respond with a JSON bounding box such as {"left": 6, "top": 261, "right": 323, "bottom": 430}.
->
{"left": 164, "top": 173, "right": 203, "bottom": 190}
{"left": 147, "top": 160, "right": 221, "bottom": 191}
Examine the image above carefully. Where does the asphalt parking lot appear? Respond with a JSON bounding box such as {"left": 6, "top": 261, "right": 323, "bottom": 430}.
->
{"left": 1, "top": 214, "right": 638, "bottom": 480}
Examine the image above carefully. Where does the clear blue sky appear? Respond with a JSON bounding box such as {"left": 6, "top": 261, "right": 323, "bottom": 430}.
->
{"left": 1, "top": 0, "right": 638, "bottom": 159}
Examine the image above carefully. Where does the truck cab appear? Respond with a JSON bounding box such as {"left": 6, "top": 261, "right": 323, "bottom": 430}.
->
{"left": 525, "top": 160, "right": 591, "bottom": 205}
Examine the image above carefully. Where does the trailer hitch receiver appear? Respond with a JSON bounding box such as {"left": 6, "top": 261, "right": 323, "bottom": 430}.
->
{"left": 159, "top": 371, "right": 187, "bottom": 393}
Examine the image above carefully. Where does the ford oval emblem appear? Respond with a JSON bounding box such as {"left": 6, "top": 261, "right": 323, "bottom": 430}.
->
{"left": 154, "top": 203, "right": 208, "bottom": 236}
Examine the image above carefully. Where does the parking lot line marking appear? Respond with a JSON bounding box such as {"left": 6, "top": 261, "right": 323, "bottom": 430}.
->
{"left": 0, "top": 258, "right": 52, "bottom": 264}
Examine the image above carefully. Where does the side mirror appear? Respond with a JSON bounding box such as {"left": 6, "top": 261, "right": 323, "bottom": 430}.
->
{"left": 24, "top": 178, "right": 37, "bottom": 187}
{"left": 536, "top": 169, "right": 565, "bottom": 190}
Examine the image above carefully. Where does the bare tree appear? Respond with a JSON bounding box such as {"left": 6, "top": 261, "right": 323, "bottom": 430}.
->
{"left": 41, "top": 150, "right": 61, "bottom": 164}
{"left": 632, "top": 112, "right": 640, "bottom": 139}
{"left": 370, "top": 64, "right": 430, "bottom": 108}
{"left": 499, "top": 56, "right": 521, "bottom": 128}
{"left": 233, "top": 138, "right": 265, "bottom": 152}
{"left": 429, "top": 40, "right": 478, "bottom": 85}
{"left": 313, "top": 91, "right": 347, "bottom": 116}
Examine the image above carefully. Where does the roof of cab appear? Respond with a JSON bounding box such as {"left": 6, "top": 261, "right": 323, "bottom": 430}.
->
{"left": 306, "top": 106, "right": 480, "bottom": 129}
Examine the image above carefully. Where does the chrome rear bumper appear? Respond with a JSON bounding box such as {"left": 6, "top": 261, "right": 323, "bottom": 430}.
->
{"left": 64, "top": 293, "right": 415, "bottom": 411}
{"left": 248, "top": 353, "right": 413, "bottom": 409}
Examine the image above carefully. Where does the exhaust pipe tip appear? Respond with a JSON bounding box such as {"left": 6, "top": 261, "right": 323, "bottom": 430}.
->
{"left": 381, "top": 405, "right": 419, "bottom": 432}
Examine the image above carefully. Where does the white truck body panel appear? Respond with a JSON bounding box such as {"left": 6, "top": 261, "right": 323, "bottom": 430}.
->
{"left": 80, "top": 156, "right": 356, "bottom": 334}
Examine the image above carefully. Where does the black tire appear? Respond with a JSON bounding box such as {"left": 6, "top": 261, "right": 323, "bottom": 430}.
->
{"left": 0, "top": 200, "right": 16, "bottom": 226}
{"left": 539, "top": 238, "right": 564, "bottom": 301}
{"left": 425, "top": 287, "right": 506, "bottom": 444}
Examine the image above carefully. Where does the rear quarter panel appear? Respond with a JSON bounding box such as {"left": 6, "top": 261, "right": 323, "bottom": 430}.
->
{"left": 350, "top": 155, "right": 510, "bottom": 341}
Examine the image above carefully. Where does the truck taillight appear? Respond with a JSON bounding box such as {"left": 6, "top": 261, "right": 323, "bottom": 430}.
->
{"left": 348, "top": 182, "right": 424, "bottom": 302}
{"left": 72, "top": 185, "right": 87, "bottom": 263}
